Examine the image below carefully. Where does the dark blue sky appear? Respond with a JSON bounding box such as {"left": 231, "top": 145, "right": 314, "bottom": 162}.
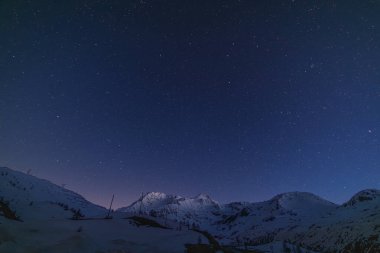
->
{"left": 1, "top": 1, "right": 379, "bottom": 208}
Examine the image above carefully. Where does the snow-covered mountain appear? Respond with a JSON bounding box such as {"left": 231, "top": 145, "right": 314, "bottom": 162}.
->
{"left": 119, "top": 190, "right": 380, "bottom": 252}
{"left": 118, "top": 192, "right": 220, "bottom": 229}
{"left": 343, "top": 189, "right": 380, "bottom": 207}
{"left": 210, "top": 192, "right": 338, "bottom": 245}
{"left": 297, "top": 189, "right": 380, "bottom": 252}
{"left": 2, "top": 166, "right": 380, "bottom": 252}
{"left": 0, "top": 166, "right": 106, "bottom": 220}
{"left": 119, "top": 192, "right": 219, "bottom": 212}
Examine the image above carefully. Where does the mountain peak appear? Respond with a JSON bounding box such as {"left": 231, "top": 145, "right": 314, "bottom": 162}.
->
{"left": 140, "top": 192, "right": 168, "bottom": 200}
{"left": 192, "top": 193, "right": 219, "bottom": 207}
{"left": 194, "top": 193, "right": 211, "bottom": 200}
{"left": 269, "top": 191, "right": 337, "bottom": 214}
{"left": 343, "top": 189, "right": 380, "bottom": 207}
{"left": 271, "top": 191, "right": 326, "bottom": 203}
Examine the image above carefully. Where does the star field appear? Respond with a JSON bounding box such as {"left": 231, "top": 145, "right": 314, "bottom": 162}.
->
{"left": 1, "top": 1, "right": 380, "bottom": 208}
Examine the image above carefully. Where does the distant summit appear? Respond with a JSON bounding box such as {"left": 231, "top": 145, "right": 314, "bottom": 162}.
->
{"left": 343, "top": 189, "right": 380, "bottom": 207}
{"left": 118, "top": 191, "right": 220, "bottom": 219}
{"left": 268, "top": 191, "right": 337, "bottom": 215}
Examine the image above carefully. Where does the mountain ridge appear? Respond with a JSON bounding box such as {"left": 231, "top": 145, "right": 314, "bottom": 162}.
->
{"left": 1, "top": 166, "right": 380, "bottom": 252}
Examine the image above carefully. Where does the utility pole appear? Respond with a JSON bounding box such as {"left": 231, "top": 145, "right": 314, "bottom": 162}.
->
{"left": 106, "top": 194, "right": 114, "bottom": 219}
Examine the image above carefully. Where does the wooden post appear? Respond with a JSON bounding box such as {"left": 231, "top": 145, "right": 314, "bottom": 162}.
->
{"left": 106, "top": 194, "right": 114, "bottom": 219}
{"left": 139, "top": 192, "right": 143, "bottom": 215}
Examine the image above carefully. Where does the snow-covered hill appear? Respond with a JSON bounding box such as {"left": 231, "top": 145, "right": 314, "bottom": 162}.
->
{"left": 0, "top": 167, "right": 106, "bottom": 220}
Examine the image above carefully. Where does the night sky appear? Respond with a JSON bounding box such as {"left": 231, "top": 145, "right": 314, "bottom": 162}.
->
{"left": 1, "top": 1, "right": 380, "bottom": 208}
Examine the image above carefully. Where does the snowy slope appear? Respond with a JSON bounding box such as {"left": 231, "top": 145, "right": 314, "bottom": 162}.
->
{"left": 244, "top": 241, "right": 318, "bottom": 253}
{"left": 0, "top": 217, "right": 208, "bottom": 253}
{"left": 0, "top": 167, "right": 106, "bottom": 220}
